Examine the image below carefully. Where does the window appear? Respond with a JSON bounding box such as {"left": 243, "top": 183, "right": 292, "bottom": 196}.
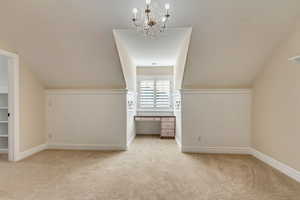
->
{"left": 138, "top": 79, "right": 172, "bottom": 110}
{"left": 139, "top": 80, "right": 155, "bottom": 109}
{"left": 156, "top": 80, "right": 171, "bottom": 109}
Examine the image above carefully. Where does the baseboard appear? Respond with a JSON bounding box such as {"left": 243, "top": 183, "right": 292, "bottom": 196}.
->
{"left": 180, "top": 145, "right": 300, "bottom": 182}
{"left": 182, "top": 146, "right": 251, "bottom": 154}
{"left": 47, "top": 143, "right": 126, "bottom": 151}
{"left": 126, "top": 134, "right": 136, "bottom": 149}
{"left": 16, "top": 143, "right": 48, "bottom": 161}
{"left": 250, "top": 148, "right": 300, "bottom": 183}
{"left": 175, "top": 137, "right": 182, "bottom": 150}
{"left": 16, "top": 143, "right": 127, "bottom": 161}
{"left": 12, "top": 143, "right": 300, "bottom": 182}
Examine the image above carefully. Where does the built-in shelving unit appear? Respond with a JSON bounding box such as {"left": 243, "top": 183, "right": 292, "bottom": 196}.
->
{"left": 0, "top": 93, "right": 8, "bottom": 154}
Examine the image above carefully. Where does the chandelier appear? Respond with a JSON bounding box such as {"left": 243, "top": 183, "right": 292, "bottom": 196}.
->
{"left": 132, "top": 0, "right": 171, "bottom": 37}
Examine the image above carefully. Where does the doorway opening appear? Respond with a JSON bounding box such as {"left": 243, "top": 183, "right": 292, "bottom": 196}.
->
{"left": 135, "top": 66, "right": 175, "bottom": 139}
{"left": 114, "top": 28, "right": 192, "bottom": 150}
{"left": 0, "top": 49, "right": 19, "bottom": 161}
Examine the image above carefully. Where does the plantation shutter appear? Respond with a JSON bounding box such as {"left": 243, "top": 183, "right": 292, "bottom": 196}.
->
{"left": 139, "top": 80, "right": 155, "bottom": 109}
{"left": 156, "top": 80, "right": 171, "bottom": 109}
{"left": 138, "top": 79, "right": 171, "bottom": 110}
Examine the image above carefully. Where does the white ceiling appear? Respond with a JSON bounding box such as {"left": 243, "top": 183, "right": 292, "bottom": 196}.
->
{"left": 114, "top": 29, "right": 188, "bottom": 67}
{"left": 0, "top": 0, "right": 300, "bottom": 88}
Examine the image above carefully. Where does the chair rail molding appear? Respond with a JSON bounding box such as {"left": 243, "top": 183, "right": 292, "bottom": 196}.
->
{"left": 46, "top": 89, "right": 128, "bottom": 95}
{"left": 181, "top": 88, "right": 252, "bottom": 94}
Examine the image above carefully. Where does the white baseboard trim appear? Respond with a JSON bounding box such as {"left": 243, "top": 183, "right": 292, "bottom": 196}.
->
{"left": 126, "top": 134, "right": 136, "bottom": 149}
{"left": 175, "top": 137, "right": 182, "bottom": 151}
{"left": 16, "top": 143, "right": 48, "bottom": 161}
{"left": 182, "top": 146, "right": 251, "bottom": 154}
{"left": 47, "top": 143, "right": 126, "bottom": 151}
{"left": 251, "top": 148, "right": 300, "bottom": 183}
{"left": 180, "top": 145, "right": 300, "bottom": 182}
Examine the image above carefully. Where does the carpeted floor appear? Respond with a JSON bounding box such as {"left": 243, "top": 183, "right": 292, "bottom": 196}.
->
{"left": 0, "top": 135, "right": 299, "bottom": 200}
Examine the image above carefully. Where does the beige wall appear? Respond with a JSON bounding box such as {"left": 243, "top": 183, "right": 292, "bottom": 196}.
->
{"left": 20, "top": 64, "right": 46, "bottom": 152}
{"left": 182, "top": 90, "right": 251, "bottom": 151}
{"left": 46, "top": 90, "right": 127, "bottom": 149}
{"left": 113, "top": 30, "right": 136, "bottom": 92}
{"left": 175, "top": 28, "right": 192, "bottom": 90}
{"left": 252, "top": 24, "right": 300, "bottom": 171}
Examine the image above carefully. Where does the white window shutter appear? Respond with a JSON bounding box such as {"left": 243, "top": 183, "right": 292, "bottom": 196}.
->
{"left": 138, "top": 79, "right": 171, "bottom": 110}
{"left": 156, "top": 80, "right": 171, "bottom": 109}
{"left": 139, "top": 80, "right": 155, "bottom": 109}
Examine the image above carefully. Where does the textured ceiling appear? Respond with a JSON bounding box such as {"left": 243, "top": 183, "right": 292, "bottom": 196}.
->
{"left": 0, "top": 0, "right": 300, "bottom": 88}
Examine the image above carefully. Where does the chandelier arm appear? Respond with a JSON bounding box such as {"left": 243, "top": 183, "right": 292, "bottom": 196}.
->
{"left": 131, "top": 1, "right": 171, "bottom": 37}
{"left": 132, "top": 18, "right": 140, "bottom": 27}
{"left": 134, "top": 21, "right": 139, "bottom": 27}
{"left": 146, "top": 11, "right": 150, "bottom": 23}
{"left": 160, "top": 14, "right": 170, "bottom": 32}
{"left": 145, "top": 4, "right": 150, "bottom": 22}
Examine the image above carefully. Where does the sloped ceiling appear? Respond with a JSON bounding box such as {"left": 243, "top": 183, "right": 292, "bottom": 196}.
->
{"left": 114, "top": 28, "right": 190, "bottom": 91}
{"left": 0, "top": 0, "right": 300, "bottom": 89}
{"left": 114, "top": 29, "right": 188, "bottom": 67}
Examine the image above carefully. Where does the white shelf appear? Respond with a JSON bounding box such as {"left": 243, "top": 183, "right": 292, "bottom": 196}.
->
{"left": 0, "top": 91, "right": 8, "bottom": 155}
{"left": 0, "top": 149, "right": 8, "bottom": 154}
{"left": 0, "top": 87, "right": 8, "bottom": 94}
{"left": 0, "top": 135, "right": 8, "bottom": 138}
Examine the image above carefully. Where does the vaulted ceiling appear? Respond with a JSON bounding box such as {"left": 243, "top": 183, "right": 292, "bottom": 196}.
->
{"left": 114, "top": 28, "right": 191, "bottom": 91}
{"left": 114, "top": 29, "right": 188, "bottom": 67}
{"left": 0, "top": 0, "right": 300, "bottom": 89}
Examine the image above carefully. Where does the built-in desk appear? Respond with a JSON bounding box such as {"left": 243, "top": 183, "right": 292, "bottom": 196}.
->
{"left": 134, "top": 116, "right": 176, "bottom": 138}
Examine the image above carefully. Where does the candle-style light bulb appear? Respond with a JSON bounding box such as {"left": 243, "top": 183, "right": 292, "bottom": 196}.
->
{"left": 133, "top": 8, "right": 138, "bottom": 18}
{"left": 165, "top": 3, "right": 170, "bottom": 10}
{"left": 146, "top": 0, "right": 151, "bottom": 5}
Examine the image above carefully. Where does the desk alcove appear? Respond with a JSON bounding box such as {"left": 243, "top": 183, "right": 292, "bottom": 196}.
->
{"left": 134, "top": 116, "right": 176, "bottom": 139}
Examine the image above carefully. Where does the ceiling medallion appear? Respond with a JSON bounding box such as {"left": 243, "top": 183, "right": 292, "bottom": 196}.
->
{"left": 132, "top": 0, "right": 171, "bottom": 37}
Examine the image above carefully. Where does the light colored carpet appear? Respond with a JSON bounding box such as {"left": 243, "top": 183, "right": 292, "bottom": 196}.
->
{"left": 0, "top": 135, "right": 299, "bottom": 200}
